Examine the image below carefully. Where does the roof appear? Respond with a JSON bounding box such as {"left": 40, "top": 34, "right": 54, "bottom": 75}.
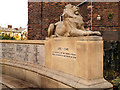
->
{"left": 0, "top": 26, "right": 26, "bottom": 33}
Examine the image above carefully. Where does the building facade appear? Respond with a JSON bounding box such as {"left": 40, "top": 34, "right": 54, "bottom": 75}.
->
{"left": 0, "top": 25, "right": 27, "bottom": 40}
{"left": 28, "top": 1, "right": 120, "bottom": 41}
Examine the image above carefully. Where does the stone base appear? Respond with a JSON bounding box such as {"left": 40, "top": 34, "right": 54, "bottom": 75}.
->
{"left": 75, "top": 78, "right": 113, "bottom": 88}
{"left": 45, "top": 36, "right": 103, "bottom": 79}
{"left": 1, "top": 59, "right": 113, "bottom": 89}
{"left": 45, "top": 36, "right": 113, "bottom": 89}
{"left": 0, "top": 37, "right": 113, "bottom": 89}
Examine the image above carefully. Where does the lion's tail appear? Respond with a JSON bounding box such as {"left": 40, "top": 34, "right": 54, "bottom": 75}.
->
{"left": 48, "top": 23, "right": 55, "bottom": 37}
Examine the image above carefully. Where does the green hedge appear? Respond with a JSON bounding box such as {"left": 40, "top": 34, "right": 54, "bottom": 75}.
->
{"left": 0, "top": 34, "right": 15, "bottom": 40}
{"left": 104, "top": 41, "right": 120, "bottom": 88}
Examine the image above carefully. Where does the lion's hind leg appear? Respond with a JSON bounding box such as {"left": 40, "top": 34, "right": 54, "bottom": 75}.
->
{"left": 48, "top": 23, "right": 55, "bottom": 37}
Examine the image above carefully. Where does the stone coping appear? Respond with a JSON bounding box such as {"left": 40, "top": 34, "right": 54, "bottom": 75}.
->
{"left": 46, "top": 36, "right": 103, "bottom": 41}
{"left": 0, "top": 40, "right": 45, "bottom": 45}
{"left": 0, "top": 36, "right": 102, "bottom": 45}
{"left": 1, "top": 58, "right": 112, "bottom": 89}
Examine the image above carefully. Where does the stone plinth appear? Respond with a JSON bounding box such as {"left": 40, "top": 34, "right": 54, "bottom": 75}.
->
{"left": 45, "top": 36, "right": 112, "bottom": 88}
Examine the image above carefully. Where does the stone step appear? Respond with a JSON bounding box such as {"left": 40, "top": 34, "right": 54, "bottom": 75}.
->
{"left": 0, "top": 83, "right": 11, "bottom": 90}
{"left": 0, "top": 74, "right": 38, "bottom": 89}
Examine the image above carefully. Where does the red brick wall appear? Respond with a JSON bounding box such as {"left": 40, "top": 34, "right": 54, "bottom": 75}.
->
{"left": 119, "top": 1, "right": 120, "bottom": 27}
{"left": 28, "top": 2, "right": 120, "bottom": 40}
{"left": 28, "top": 2, "right": 42, "bottom": 40}
{"left": 92, "top": 2, "right": 119, "bottom": 31}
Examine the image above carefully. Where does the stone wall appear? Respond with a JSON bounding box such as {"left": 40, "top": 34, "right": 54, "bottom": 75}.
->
{"left": 0, "top": 39, "right": 112, "bottom": 89}
{"left": 28, "top": 2, "right": 120, "bottom": 40}
{"left": 1, "top": 40, "right": 45, "bottom": 66}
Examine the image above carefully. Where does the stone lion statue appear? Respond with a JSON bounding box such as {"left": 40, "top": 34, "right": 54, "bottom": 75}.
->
{"left": 48, "top": 4, "right": 101, "bottom": 37}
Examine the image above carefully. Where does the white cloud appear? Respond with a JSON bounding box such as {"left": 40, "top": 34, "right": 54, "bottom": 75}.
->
{"left": 0, "top": 0, "right": 28, "bottom": 28}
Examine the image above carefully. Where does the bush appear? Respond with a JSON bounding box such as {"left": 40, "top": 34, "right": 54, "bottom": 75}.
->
{"left": 0, "top": 36, "right": 2, "bottom": 40}
{"left": 112, "top": 76, "right": 120, "bottom": 89}
{"left": 2, "top": 34, "right": 15, "bottom": 40}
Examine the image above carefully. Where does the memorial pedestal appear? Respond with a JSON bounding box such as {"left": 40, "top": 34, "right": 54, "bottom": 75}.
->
{"left": 45, "top": 36, "right": 112, "bottom": 88}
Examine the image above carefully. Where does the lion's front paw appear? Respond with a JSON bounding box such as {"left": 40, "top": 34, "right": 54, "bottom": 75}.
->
{"left": 95, "top": 31, "right": 101, "bottom": 36}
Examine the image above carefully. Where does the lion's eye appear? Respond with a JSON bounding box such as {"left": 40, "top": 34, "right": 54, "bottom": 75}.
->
{"left": 76, "top": 7, "right": 79, "bottom": 9}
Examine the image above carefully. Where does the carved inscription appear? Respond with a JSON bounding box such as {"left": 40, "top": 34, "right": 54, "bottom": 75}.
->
{"left": 52, "top": 47, "right": 76, "bottom": 59}
{"left": 1, "top": 43, "right": 45, "bottom": 66}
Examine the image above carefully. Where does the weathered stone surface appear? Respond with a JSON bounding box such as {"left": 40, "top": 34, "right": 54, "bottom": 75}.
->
{"left": 0, "top": 39, "right": 113, "bottom": 89}
{"left": 45, "top": 36, "right": 103, "bottom": 80}
{"left": 48, "top": 4, "right": 101, "bottom": 37}
{"left": 25, "top": 70, "right": 41, "bottom": 87}
{"left": 41, "top": 76, "right": 59, "bottom": 88}
{"left": 1, "top": 74, "right": 38, "bottom": 88}
{"left": 1, "top": 59, "right": 113, "bottom": 88}
{"left": 1, "top": 43, "right": 45, "bottom": 66}
{"left": 0, "top": 44, "right": 2, "bottom": 59}
{"left": 37, "top": 45, "right": 45, "bottom": 66}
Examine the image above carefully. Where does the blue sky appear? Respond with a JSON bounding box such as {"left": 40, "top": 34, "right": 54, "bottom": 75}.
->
{"left": 0, "top": 0, "right": 28, "bottom": 28}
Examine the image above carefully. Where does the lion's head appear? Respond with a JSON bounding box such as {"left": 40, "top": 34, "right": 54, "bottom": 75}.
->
{"left": 65, "top": 4, "right": 79, "bottom": 15}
